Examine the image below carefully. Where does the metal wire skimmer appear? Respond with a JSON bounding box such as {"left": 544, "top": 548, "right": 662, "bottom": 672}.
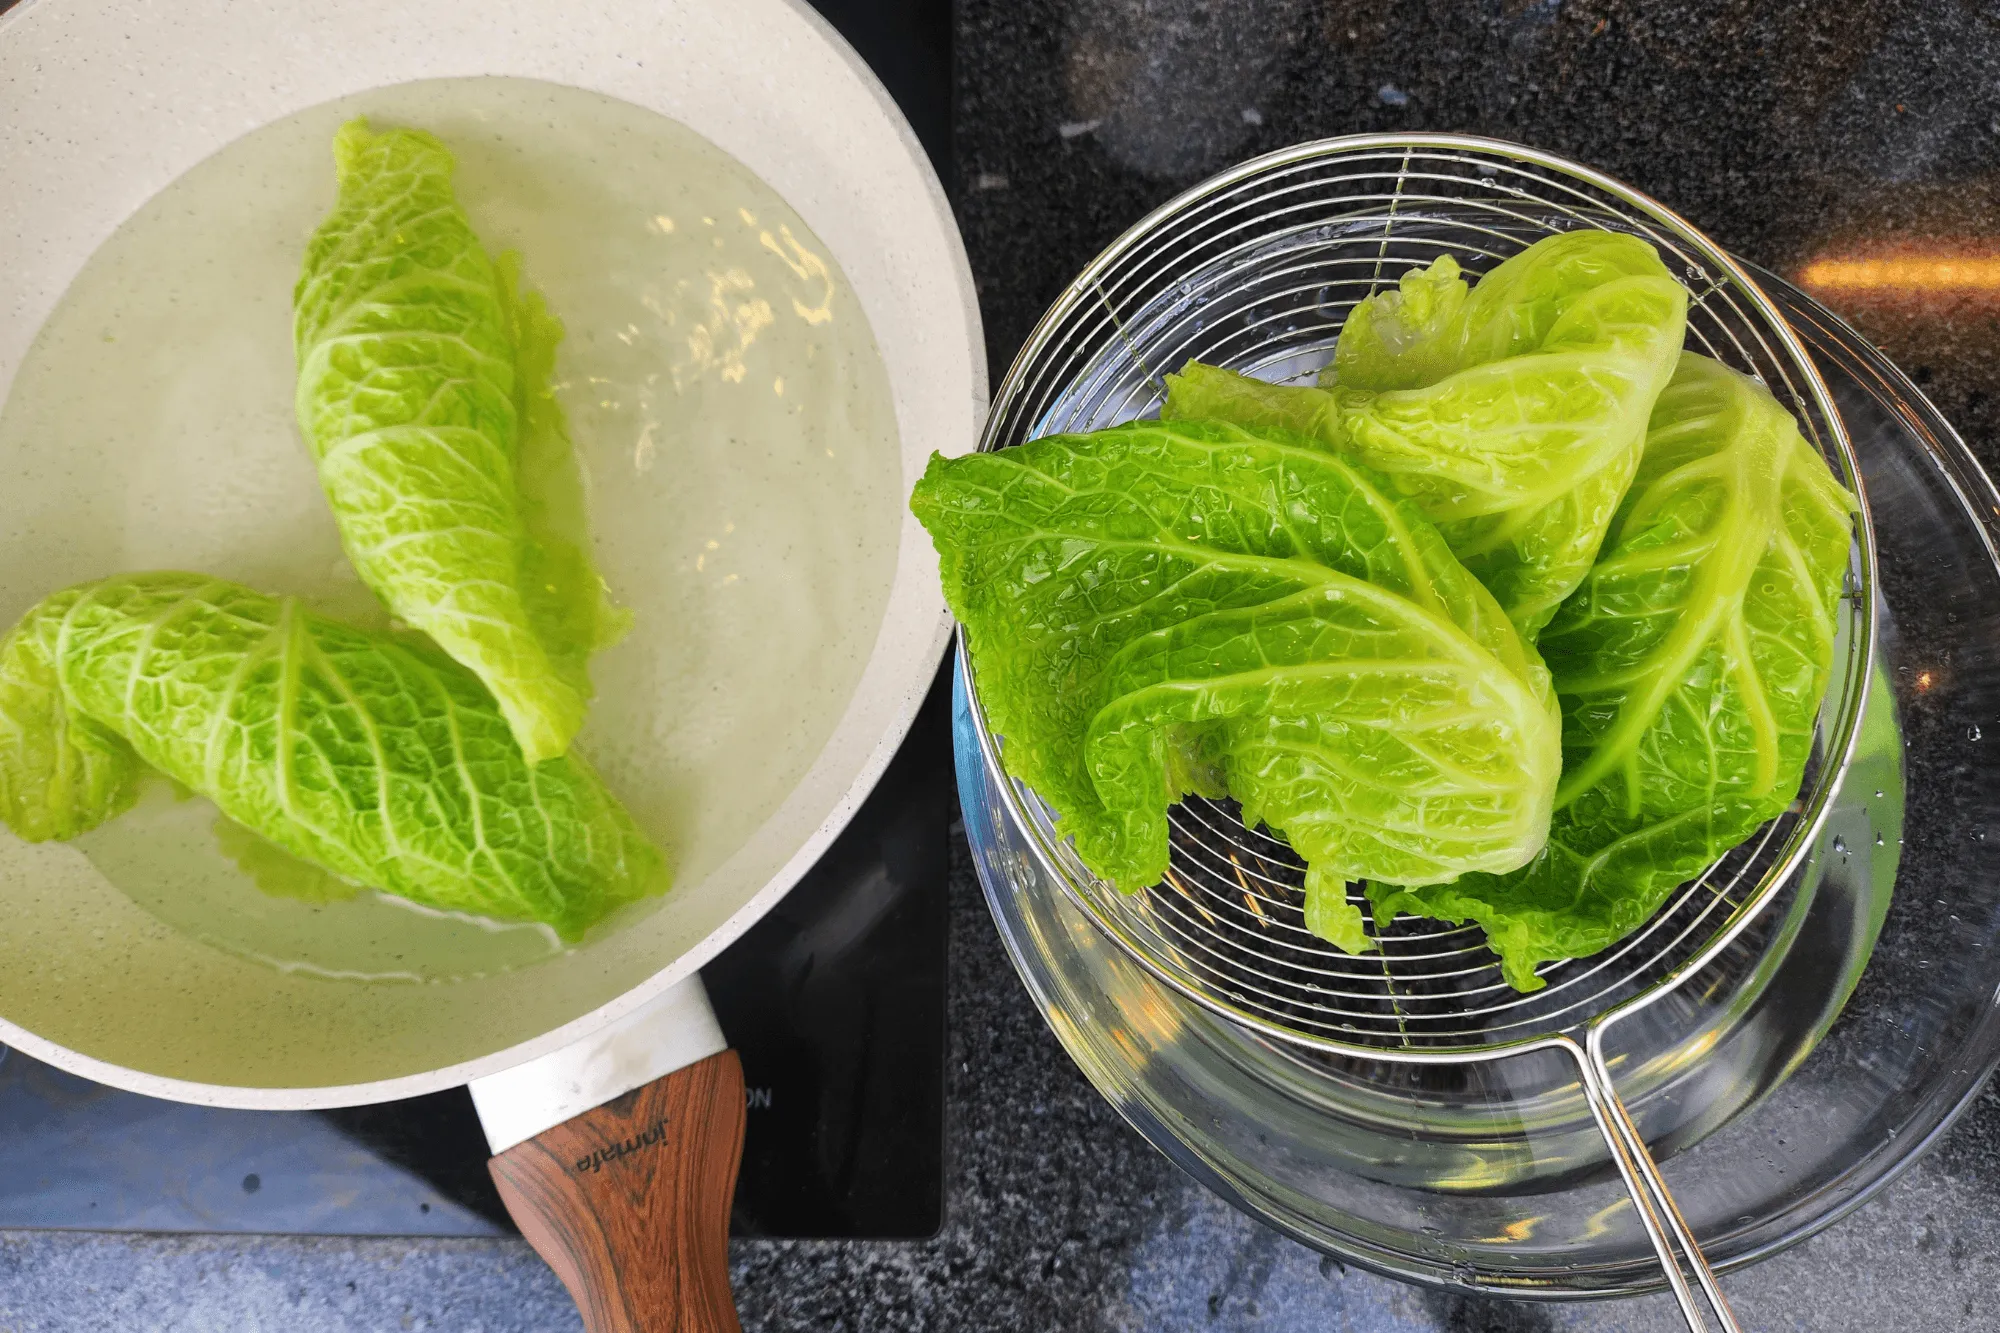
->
{"left": 960, "top": 135, "right": 1878, "bottom": 1333}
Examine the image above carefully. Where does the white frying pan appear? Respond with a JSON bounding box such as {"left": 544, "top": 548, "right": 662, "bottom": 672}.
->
{"left": 0, "top": 0, "right": 983, "bottom": 1325}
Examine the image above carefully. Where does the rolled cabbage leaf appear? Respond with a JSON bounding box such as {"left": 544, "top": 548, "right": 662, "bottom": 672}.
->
{"left": 912, "top": 419, "right": 1561, "bottom": 952}
{"left": 1370, "top": 356, "right": 1857, "bottom": 989}
{"left": 294, "top": 120, "right": 626, "bottom": 765}
{"left": 0, "top": 574, "right": 666, "bottom": 940}
{"left": 1164, "top": 230, "right": 1688, "bottom": 635}
{"left": 0, "top": 602, "right": 143, "bottom": 843}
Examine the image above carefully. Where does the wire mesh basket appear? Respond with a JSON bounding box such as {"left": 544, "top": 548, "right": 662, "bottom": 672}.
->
{"left": 959, "top": 135, "right": 1878, "bottom": 1332}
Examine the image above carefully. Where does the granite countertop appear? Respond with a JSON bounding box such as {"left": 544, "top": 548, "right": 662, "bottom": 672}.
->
{"left": 9, "top": 1, "right": 2000, "bottom": 1329}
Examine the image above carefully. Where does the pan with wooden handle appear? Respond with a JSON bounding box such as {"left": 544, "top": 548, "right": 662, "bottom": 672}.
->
{"left": 476, "top": 979, "right": 746, "bottom": 1333}
{"left": 0, "top": 0, "right": 982, "bottom": 1328}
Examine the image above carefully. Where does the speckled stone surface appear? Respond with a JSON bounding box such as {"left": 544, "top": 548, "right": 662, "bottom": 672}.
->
{"left": 958, "top": 0, "right": 2000, "bottom": 480}
{"left": 10, "top": 1, "right": 2000, "bottom": 1329}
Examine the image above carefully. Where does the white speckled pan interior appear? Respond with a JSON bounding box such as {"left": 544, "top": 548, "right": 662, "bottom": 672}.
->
{"left": 0, "top": 0, "right": 984, "bottom": 1105}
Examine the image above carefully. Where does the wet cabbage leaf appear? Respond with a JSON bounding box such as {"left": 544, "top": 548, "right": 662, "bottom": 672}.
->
{"left": 0, "top": 574, "right": 665, "bottom": 939}
{"left": 1164, "top": 230, "right": 1689, "bottom": 636}
{"left": 1370, "top": 355, "right": 1857, "bottom": 989}
{"left": 912, "top": 419, "right": 1560, "bottom": 951}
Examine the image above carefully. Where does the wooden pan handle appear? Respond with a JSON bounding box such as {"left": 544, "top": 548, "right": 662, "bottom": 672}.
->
{"left": 488, "top": 1050, "right": 747, "bottom": 1333}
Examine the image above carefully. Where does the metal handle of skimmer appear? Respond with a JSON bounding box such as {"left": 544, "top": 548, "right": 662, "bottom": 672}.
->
{"left": 1563, "top": 1031, "right": 1742, "bottom": 1333}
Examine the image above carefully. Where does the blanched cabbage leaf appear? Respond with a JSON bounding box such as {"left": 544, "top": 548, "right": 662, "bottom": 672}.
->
{"left": 1163, "top": 230, "right": 1688, "bottom": 635}
{"left": 294, "top": 120, "right": 626, "bottom": 765}
{"left": 0, "top": 603, "right": 143, "bottom": 842}
{"left": 0, "top": 574, "right": 666, "bottom": 940}
{"left": 912, "top": 419, "right": 1561, "bottom": 951}
{"left": 1370, "top": 356, "right": 1857, "bottom": 989}
{"left": 1328, "top": 251, "right": 1470, "bottom": 392}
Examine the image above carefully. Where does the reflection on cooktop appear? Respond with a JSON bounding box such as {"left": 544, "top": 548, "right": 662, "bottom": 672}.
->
{"left": 708, "top": 675, "right": 951, "bottom": 1240}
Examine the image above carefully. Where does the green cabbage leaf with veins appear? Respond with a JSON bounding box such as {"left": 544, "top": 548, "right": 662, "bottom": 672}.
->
{"left": 1163, "top": 230, "right": 1689, "bottom": 636}
{"left": 1370, "top": 355, "right": 1857, "bottom": 989}
{"left": 0, "top": 574, "right": 665, "bottom": 940}
{"left": 911, "top": 419, "right": 1561, "bottom": 952}
{"left": 294, "top": 119, "right": 626, "bottom": 766}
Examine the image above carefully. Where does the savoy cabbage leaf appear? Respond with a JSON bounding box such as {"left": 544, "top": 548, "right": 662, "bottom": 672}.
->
{"left": 0, "top": 593, "right": 144, "bottom": 842}
{"left": 1163, "top": 230, "right": 1688, "bottom": 635}
{"left": 1327, "top": 251, "right": 1471, "bottom": 392}
{"left": 912, "top": 419, "right": 1560, "bottom": 951}
{"left": 0, "top": 574, "right": 666, "bottom": 940}
{"left": 1370, "top": 355, "right": 1857, "bottom": 989}
{"left": 294, "top": 120, "right": 625, "bottom": 765}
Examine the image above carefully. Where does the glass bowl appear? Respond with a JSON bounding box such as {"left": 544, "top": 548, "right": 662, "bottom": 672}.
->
{"left": 954, "top": 242, "right": 2000, "bottom": 1295}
